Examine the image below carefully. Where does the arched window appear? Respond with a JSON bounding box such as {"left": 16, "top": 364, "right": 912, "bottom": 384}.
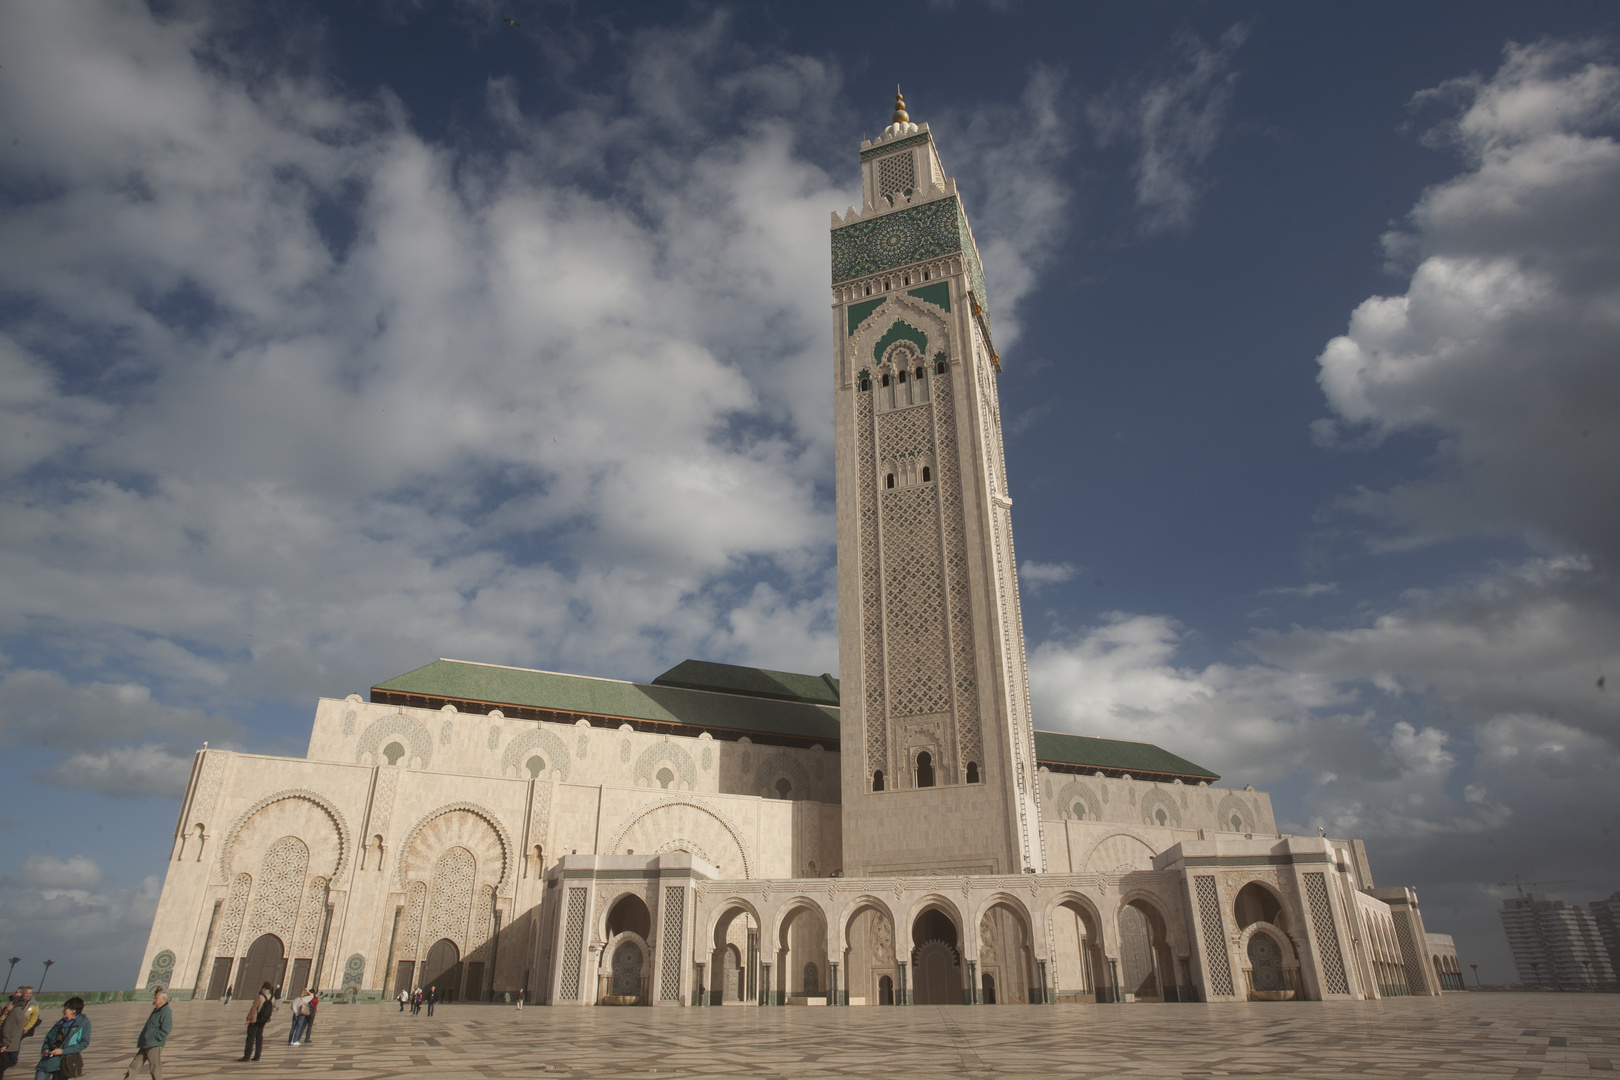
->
{"left": 936, "top": 358, "right": 947, "bottom": 374}
{"left": 774, "top": 777, "right": 792, "bottom": 799}
{"left": 922, "top": 269, "right": 930, "bottom": 281}
{"left": 859, "top": 377, "right": 870, "bottom": 391}
{"left": 525, "top": 755, "right": 546, "bottom": 778}
{"left": 965, "top": 761, "right": 979, "bottom": 783}
{"left": 872, "top": 770, "right": 884, "bottom": 792}
{"left": 897, "top": 370, "right": 906, "bottom": 383}
{"left": 921, "top": 466, "right": 931, "bottom": 483}
{"left": 916, "top": 751, "right": 935, "bottom": 788}
{"left": 656, "top": 767, "right": 675, "bottom": 789}
{"left": 881, "top": 373, "right": 891, "bottom": 387}
{"left": 915, "top": 366, "right": 925, "bottom": 380}
{"left": 382, "top": 742, "right": 406, "bottom": 766}
{"left": 885, "top": 474, "right": 895, "bottom": 489}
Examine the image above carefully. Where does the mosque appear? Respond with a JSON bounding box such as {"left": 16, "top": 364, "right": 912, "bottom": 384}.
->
{"left": 136, "top": 94, "right": 1459, "bottom": 1008}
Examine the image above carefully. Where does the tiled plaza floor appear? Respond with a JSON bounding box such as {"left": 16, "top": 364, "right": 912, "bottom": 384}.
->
{"left": 46, "top": 992, "right": 1619, "bottom": 1079}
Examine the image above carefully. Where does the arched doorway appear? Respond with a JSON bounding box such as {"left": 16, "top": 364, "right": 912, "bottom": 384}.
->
{"left": 710, "top": 905, "right": 758, "bottom": 1005}
{"left": 911, "top": 907, "right": 962, "bottom": 1005}
{"left": 977, "top": 902, "right": 1035, "bottom": 1004}
{"left": 1233, "top": 882, "right": 1285, "bottom": 932}
{"left": 878, "top": 974, "right": 894, "bottom": 1005}
{"left": 606, "top": 893, "right": 652, "bottom": 939}
{"left": 777, "top": 903, "right": 828, "bottom": 1003}
{"left": 981, "top": 973, "right": 996, "bottom": 1004}
{"left": 1117, "top": 899, "right": 1173, "bottom": 1002}
{"left": 844, "top": 903, "right": 896, "bottom": 1006}
{"left": 235, "top": 934, "right": 286, "bottom": 1000}
{"left": 1053, "top": 898, "right": 1107, "bottom": 1002}
{"left": 421, "top": 938, "right": 462, "bottom": 1002}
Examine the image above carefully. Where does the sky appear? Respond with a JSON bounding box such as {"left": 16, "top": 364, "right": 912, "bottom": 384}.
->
{"left": 1, "top": 0, "right": 1617, "bottom": 990}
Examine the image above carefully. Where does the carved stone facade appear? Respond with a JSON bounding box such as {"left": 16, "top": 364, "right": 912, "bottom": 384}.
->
{"left": 135, "top": 102, "right": 1452, "bottom": 1012}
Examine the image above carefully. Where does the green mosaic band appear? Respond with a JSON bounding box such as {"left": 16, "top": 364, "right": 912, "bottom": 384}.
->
{"left": 859, "top": 132, "right": 932, "bottom": 161}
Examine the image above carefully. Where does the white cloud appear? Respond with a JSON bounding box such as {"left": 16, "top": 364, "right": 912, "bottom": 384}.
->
{"left": 37, "top": 745, "right": 197, "bottom": 799}
{"left": 1088, "top": 25, "right": 1249, "bottom": 234}
{"left": 18, "top": 854, "right": 104, "bottom": 890}
{"left": 0, "top": 669, "right": 238, "bottom": 754}
{"left": 1260, "top": 582, "right": 1339, "bottom": 598}
{"left": 1020, "top": 560, "right": 1077, "bottom": 591}
{"left": 1313, "top": 39, "right": 1620, "bottom": 563}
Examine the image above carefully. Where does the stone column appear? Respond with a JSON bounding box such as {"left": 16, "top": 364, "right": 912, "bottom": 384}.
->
{"left": 1037, "top": 959, "right": 1050, "bottom": 1005}
{"left": 694, "top": 962, "right": 706, "bottom": 1007}
{"left": 828, "top": 961, "right": 839, "bottom": 1006}
{"left": 966, "top": 960, "right": 978, "bottom": 1004}
{"left": 759, "top": 962, "right": 772, "bottom": 1006}
{"left": 897, "top": 960, "right": 910, "bottom": 1005}
{"left": 1106, "top": 958, "right": 1121, "bottom": 1004}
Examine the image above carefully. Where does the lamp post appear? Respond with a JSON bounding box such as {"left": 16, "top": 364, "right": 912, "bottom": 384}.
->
{"left": 1470, "top": 963, "right": 1480, "bottom": 989}
{"left": 3, "top": 957, "right": 18, "bottom": 992}
{"left": 39, "top": 960, "right": 54, "bottom": 994}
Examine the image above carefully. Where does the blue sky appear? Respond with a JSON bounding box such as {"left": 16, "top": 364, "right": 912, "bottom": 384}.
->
{"left": 2, "top": 0, "right": 1617, "bottom": 989}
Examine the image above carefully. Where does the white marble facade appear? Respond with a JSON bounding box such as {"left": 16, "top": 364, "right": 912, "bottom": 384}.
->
{"left": 135, "top": 99, "right": 1455, "bottom": 1007}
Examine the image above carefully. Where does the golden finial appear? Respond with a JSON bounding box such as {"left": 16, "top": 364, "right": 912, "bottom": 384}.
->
{"left": 892, "top": 85, "right": 909, "bottom": 125}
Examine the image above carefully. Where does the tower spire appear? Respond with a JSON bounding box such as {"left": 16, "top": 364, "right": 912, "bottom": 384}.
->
{"left": 892, "top": 85, "right": 909, "bottom": 125}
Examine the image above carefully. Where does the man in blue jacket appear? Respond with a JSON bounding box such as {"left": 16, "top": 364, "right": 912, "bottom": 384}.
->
{"left": 121, "top": 988, "right": 170, "bottom": 1080}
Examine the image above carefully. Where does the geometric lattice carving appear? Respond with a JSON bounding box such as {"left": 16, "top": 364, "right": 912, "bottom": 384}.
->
{"left": 857, "top": 387, "right": 889, "bottom": 773}
{"left": 370, "top": 767, "right": 399, "bottom": 834}
{"left": 634, "top": 742, "right": 697, "bottom": 790}
{"left": 342, "top": 710, "right": 356, "bottom": 737}
{"left": 1139, "top": 788, "right": 1183, "bottom": 828}
{"left": 500, "top": 727, "right": 571, "bottom": 781}
{"left": 1389, "top": 905, "right": 1426, "bottom": 996}
{"left": 295, "top": 876, "right": 328, "bottom": 957}
{"left": 1195, "top": 875, "right": 1235, "bottom": 997}
{"left": 341, "top": 954, "right": 365, "bottom": 990}
{"left": 399, "top": 881, "right": 427, "bottom": 961}
{"left": 395, "top": 803, "right": 515, "bottom": 893}
{"left": 753, "top": 752, "right": 813, "bottom": 801}
{"left": 934, "top": 372, "right": 980, "bottom": 765}
{"left": 1054, "top": 778, "right": 1101, "bottom": 820}
{"left": 1304, "top": 872, "right": 1350, "bottom": 995}
{"left": 1215, "top": 793, "right": 1256, "bottom": 834}
{"left": 188, "top": 751, "right": 228, "bottom": 829}
{"left": 242, "top": 836, "right": 309, "bottom": 948}
{"left": 355, "top": 712, "right": 433, "bottom": 768}
{"left": 425, "top": 846, "right": 476, "bottom": 950}
{"left": 877, "top": 151, "right": 915, "bottom": 203}
{"left": 218, "top": 873, "right": 252, "bottom": 959}
{"left": 218, "top": 789, "right": 352, "bottom": 885}
{"left": 879, "top": 423, "right": 951, "bottom": 718}
{"left": 561, "top": 888, "right": 588, "bottom": 1002}
{"left": 659, "top": 886, "right": 685, "bottom": 1001}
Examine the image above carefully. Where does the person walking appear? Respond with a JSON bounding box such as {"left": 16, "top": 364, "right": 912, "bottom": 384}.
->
{"left": 410, "top": 988, "right": 421, "bottom": 1016}
{"left": 425, "top": 986, "right": 436, "bottom": 1017}
{"left": 396, "top": 989, "right": 406, "bottom": 1013}
{"left": 120, "top": 988, "right": 170, "bottom": 1080}
{"left": 516, "top": 987, "right": 524, "bottom": 1010}
{"left": 238, "top": 982, "right": 273, "bottom": 1063}
{"left": 222, "top": 986, "right": 231, "bottom": 1007}
{"left": 34, "top": 997, "right": 89, "bottom": 1080}
{"left": 13, "top": 991, "right": 37, "bottom": 1045}
{"left": 1, "top": 992, "right": 27, "bottom": 1080}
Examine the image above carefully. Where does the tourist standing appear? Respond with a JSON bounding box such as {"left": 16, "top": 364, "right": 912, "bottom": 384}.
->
{"left": 239, "top": 982, "right": 273, "bottom": 1063}
{"left": 302, "top": 991, "right": 317, "bottom": 1046}
{"left": 1, "top": 992, "right": 26, "bottom": 1080}
{"left": 286, "top": 991, "right": 308, "bottom": 1046}
{"left": 397, "top": 989, "right": 406, "bottom": 1012}
{"left": 14, "top": 991, "right": 37, "bottom": 1045}
{"left": 516, "top": 987, "right": 524, "bottom": 1010}
{"left": 425, "top": 986, "right": 436, "bottom": 1017}
{"left": 222, "top": 986, "right": 231, "bottom": 1007}
{"left": 120, "top": 988, "right": 170, "bottom": 1080}
{"left": 34, "top": 997, "right": 89, "bottom": 1080}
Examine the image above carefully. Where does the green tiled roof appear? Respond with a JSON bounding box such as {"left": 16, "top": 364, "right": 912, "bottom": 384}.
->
{"left": 372, "top": 659, "right": 840, "bottom": 743}
{"left": 651, "top": 659, "right": 840, "bottom": 707}
{"left": 1034, "top": 731, "right": 1218, "bottom": 781}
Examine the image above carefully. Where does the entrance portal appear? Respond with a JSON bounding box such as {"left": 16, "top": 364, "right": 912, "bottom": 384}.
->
{"left": 234, "top": 934, "right": 285, "bottom": 1000}
{"left": 910, "top": 907, "right": 963, "bottom": 1005}
{"left": 421, "top": 938, "right": 462, "bottom": 1002}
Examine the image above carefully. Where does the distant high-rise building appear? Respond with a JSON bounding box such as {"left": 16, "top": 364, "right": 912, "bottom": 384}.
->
{"left": 1499, "top": 893, "right": 1616, "bottom": 989}
{"left": 1591, "top": 891, "right": 1620, "bottom": 986}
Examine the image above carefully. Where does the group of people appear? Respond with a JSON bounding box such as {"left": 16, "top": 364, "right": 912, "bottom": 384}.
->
{"left": 396, "top": 986, "right": 437, "bottom": 1016}
{"left": 0, "top": 984, "right": 171, "bottom": 1080}
{"left": 237, "top": 983, "right": 317, "bottom": 1062}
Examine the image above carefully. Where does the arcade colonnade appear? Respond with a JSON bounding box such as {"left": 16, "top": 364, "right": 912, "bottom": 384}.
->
{"left": 540, "top": 840, "right": 1447, "bottom": 1006}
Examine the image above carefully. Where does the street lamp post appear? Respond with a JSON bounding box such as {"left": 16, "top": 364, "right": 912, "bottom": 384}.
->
{"left": 39, "top": 960, "right": 54, "bottom": 994}
{"left": 3, "top": 958, "right": 18, "bottom": 993}
{"left": 1470, "top": 963, "right": 1480, "bottom": 989}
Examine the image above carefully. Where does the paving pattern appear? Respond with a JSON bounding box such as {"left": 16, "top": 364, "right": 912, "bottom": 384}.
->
{"left": 54, "top": 993, "right": 1620, "bottom": 1079}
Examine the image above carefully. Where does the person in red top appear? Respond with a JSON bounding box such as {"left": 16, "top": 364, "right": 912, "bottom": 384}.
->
{"left": 301, "top": 992, "right": 317, "bottom": 1046}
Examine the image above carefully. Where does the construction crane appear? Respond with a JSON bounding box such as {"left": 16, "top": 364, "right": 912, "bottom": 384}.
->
{"left": 1498, "top": 875, "right": 1576, "bottom": 896}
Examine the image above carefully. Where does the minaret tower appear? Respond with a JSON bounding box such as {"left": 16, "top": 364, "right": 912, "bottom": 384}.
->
{"left": 832, "top": 91, "right": 1045, "bottom": 877}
